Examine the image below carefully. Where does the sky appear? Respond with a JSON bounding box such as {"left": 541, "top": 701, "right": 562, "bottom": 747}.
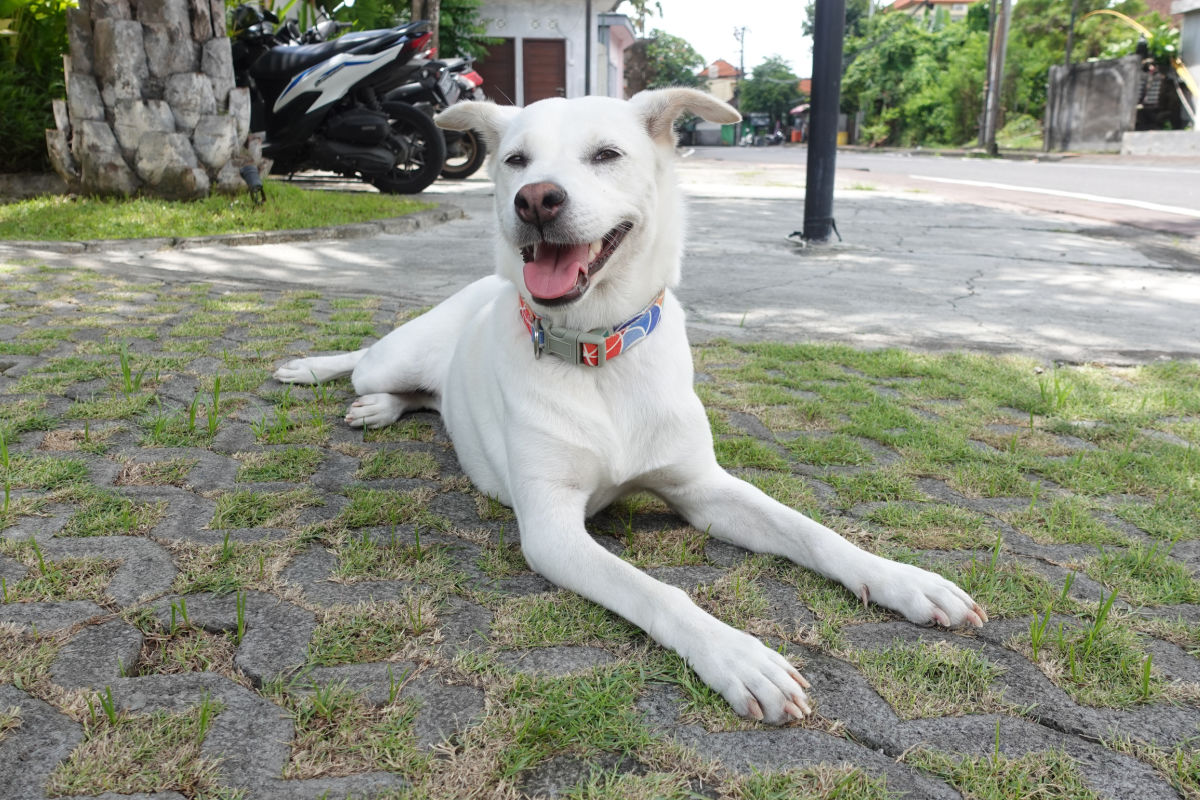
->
{"left": 634, "top": 0, "right": 815, "bottom": 79}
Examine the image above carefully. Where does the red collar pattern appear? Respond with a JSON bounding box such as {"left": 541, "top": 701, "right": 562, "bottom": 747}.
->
{"left": 518, "top": 291, "right": 666, "bottom": 367}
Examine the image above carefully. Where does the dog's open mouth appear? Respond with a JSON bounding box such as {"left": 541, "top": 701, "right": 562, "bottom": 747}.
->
{"left": 520, "top": 222, "right": 633, "bottom": 306}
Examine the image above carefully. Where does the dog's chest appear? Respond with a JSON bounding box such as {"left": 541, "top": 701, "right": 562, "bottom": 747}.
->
{"left": 442, "top": 287, "right": 705, "bottom": 503}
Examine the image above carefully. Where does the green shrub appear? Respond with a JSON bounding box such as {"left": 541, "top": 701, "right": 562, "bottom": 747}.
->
{"left": 0, "top": 0, "right": 70, "bottom": 173}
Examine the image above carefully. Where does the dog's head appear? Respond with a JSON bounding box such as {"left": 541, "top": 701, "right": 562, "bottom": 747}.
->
{"left": 436, "top": 89, "right": 739, "bottom": 329}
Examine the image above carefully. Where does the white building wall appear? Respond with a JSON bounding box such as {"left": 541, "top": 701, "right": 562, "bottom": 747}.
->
{"left": 479, "top": 0, "right": 591, "bottom": 104}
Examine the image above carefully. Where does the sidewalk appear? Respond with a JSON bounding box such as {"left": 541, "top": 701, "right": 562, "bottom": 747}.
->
{"left": 1, "top": 161, "right": 1198, "bottom": 800}
{"left": 3, "top": 158, "right": 1198, "bottom": 364}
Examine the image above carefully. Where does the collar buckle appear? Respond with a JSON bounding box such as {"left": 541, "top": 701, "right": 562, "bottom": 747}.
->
{"left": 544, "top": 326, "right": 611, "bottom": 366}
{"left": 530, "top": 317, "right": 545, "bottom": 359}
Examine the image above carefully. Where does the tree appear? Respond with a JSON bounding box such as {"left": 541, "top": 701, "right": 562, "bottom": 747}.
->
{"left": 336, "top": 0, "right": 493, "bottom": 58}
{"left": 739, "top": 55, "right": 801, "bottom": 122}
{"left": 46, "top": 0, "right": 267, "bottom": 198}
{"left": 625, "top": 29, "right": 704, "bottom": 96}
{"left": 436, "top": 0, "right": 493, "bottom": 59}
{"left": 803, "top": 0, "right": 871, "bottom": 39}
{"left": 611, "top": 0, "right": 662, "bottom": 36}
{"left": 837, "top": 0, "right": 1168, "bottom": 148}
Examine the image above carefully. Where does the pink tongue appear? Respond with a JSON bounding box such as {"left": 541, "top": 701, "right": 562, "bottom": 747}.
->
{"left": 524, "top": 242, "right": 590, "bottom": 300}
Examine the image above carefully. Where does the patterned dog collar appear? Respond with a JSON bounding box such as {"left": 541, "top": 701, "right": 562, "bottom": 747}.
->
{"left": 518, "top": 290, "right": 665, "bottom": 367}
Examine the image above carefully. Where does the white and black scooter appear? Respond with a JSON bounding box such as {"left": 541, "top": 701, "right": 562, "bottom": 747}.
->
{"left": 230, "top": 4, "right": 445, "bottom": 194}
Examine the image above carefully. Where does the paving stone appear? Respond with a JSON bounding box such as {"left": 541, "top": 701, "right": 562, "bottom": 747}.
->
{"left": 73, "top": 792, "right": 187, "bottom": 799}
{"left": 150, "top": 591, "right": 314, "bottom": 683}
{"left": 496, "top": 646, "right": 618, "bottom": 676}
{"left": 142, "top": 491, "right": 218, "bottom": 542}
{"left": 119, "top": 447, "right": 236, "bottom": 491}
{"left": 301, "top": 661, "right": 417, "bottom": 705}
{"left": 0, "top": 600, "right": 106, "bottom": 632}
{"left": 41, "top": 535, "right": 176, "bottom": 605}
{"left": 437, "top": 596, "right": 493, "bottom": 650}
{"left": 756, "top": 576, "right": 817, "bottom": 626}
{"left": 1, "top": 261, "right": 1197, "bottom": 800}
{"left": 680, "top": 720, "right": 962, "bottom": 798}
{"left": 646, "top": 565, "right": 726, "bottom": 593}
{"left": 519, "top": 752, "right": 642, "bottom": 799}
{"left": 492, "top": 573, "right": 555, "bottom": 596}
{"left": 904, "top": 715, "right": 1179, "bottom": 800}
{"left": 281, "top": 542, "right": 336, "bottom": 584}
{"left": 704, "top": 538, "right": 752, "bottom": 567}
{"left": 0, "top": 685, "right": 83, "bottom": 800}
{"left": 401, "top": 670, "right": 486, "bottom": 748}
{"left": 306, "top": 579, "right": 413, "bottom": 606}
{"left": 0, "top": 554, "right": 27, "bottom": 584}
{"left": 50, "top": 618, "right": 143, "bottom": 687}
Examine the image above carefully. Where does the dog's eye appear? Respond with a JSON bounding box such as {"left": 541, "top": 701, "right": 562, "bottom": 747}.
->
{"left": 592, "top": 147, "right": 622, "bottom": 163}
{"left": 504, "top": 152, "right": 528, "bottom": 168}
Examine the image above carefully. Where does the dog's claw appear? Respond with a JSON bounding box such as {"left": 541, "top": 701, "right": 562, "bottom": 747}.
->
{"left": 783, "top": 701, "right": 807, "bottom": 720}
{"left": 931, "top": 608, "right": 950, "bottom": 627}
{"left": 746, "top": 698, "right": 764, "bottom": 721}
{"left": 859, "top": 584, "right": 870, "bottom": 609}
{"left": 974, "top": 603, "right": 989, "bottom": 623}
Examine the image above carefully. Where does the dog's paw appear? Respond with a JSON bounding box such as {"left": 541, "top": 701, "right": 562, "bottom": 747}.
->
{"left": 345, "top": 393, "right": 405, "bottom": 429}
{"left": 273, "top": 359, "right": 322, "bottom": 385}
{"left": 863, "top": 561, "right": 987, "bottom": 628}
{"left": 689, "top": 626, "right": 812, "bottom": 725}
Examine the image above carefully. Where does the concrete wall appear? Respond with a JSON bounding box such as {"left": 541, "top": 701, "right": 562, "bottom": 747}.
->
{"left": 478, "top": 1, "right": 630, "bottom": 103}
{"left": 1045, "top": 55, "right": 1140, "bottom": 152}
{"left": 1122, "top": 130, "right": 1200, "bottom": 154}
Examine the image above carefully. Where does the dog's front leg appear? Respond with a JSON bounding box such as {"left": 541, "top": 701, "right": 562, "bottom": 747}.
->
{"left": 653, "top": 466, "right": 986, "bottom": 628}
{"left": 512, "top": 482, "right": 811, "bottom": 724}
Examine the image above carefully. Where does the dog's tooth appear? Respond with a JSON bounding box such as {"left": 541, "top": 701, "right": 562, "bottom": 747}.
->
{"left": 588, "top": 240, "right": 602, "bottom": 261}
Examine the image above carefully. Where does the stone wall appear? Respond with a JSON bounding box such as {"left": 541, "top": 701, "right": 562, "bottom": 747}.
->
{"left": 45, "top": 0, "right": 267, "bottom": 199}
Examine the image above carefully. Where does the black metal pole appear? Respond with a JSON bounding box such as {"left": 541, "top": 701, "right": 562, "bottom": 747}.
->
{"left": 585, "top": 0, "right": 592, "bottom": 95}
{"left": 800, "top": 0, "right": 846, "bottom": 243}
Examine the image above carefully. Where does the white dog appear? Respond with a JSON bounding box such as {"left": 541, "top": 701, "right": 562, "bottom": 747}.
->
{"left": 274, "top": 89, "right": 986, "bottom": 724}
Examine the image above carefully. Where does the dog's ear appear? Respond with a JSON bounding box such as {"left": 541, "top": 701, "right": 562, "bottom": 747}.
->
{"left": 631, "top": 88, "right": 741, "bottom": 144}
{"left": 435, "top": 101, "right": 520, "bottom": 152}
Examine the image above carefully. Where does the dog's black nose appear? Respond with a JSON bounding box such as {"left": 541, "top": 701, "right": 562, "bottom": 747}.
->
{"left": 515, "top": 182, "right": 567, "bottom": 225}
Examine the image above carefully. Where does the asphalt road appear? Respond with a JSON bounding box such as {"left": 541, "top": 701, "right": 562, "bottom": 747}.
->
{"left": 688, "top": 145, "right": 1200, "bottom": 236}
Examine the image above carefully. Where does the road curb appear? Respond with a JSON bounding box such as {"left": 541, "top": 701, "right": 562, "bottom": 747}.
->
{"left": 0, "top": 203, "right": 466, "bottom": 254}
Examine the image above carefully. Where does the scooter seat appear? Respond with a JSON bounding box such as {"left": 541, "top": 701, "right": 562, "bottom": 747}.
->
{"left": 251, "top": 21, "right": 429, "bottom": 81}
{"left": 251, "top": 38, "right": 364, "bottom": 80}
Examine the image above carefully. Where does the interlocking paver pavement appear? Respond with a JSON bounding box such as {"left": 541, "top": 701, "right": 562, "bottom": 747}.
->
{"left": 0, "top": 256, "right": 1198, "bottom": 800}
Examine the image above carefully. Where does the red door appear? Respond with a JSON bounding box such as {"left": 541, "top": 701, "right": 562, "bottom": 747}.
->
{"left": 522, "top": 38, "right": 566, "bottom": 104}
{"left": 480, "top": 38, "right": 517, "bottom": 105}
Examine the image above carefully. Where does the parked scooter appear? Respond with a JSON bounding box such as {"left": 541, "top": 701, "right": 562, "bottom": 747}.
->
{"left": 385, "top": 57, "right": 487, "bottom": 179}
{"left": 230, "top": 4, "right": 446, "bottom": 194}
{"left": 291, "top": 10, "right": 489, "bottom": 181}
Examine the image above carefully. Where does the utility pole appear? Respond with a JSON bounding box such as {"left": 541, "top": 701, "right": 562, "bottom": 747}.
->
{"left": 1065, "top": 0, "right": 1081, "bottom": 66}
{"left": 733, "top": 26, "right": 747, "bottom": 143}
{"left": 797, "top": 0, "right": 845, "bottom": 243}
{"left": 979, "top": 0, "right": 1011, "bottom": 155}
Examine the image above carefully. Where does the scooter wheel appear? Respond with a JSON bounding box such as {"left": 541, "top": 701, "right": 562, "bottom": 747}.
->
{"left": 371, "top": 101, "right": 447, "bottom": 194}
{"left": 439, "top": 128, "right": 487, "bottom": 180}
